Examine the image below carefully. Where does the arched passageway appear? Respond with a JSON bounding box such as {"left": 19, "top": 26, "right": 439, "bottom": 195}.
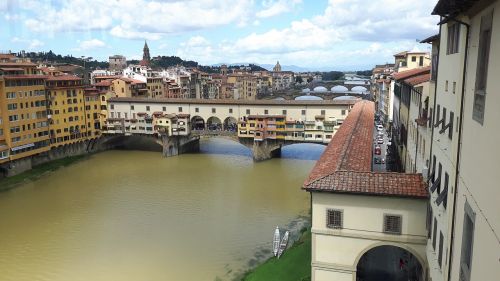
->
{"left": 356, "top": 245, "right": 423, "bottom": 281}
{"left": 207, "top": 116, "right": 222, "bottom": 131}
{"left": 191, "top": 116, "right": 205, "bottom": 130}
{"left": 223, "top": 117, "right": 237, "bottom": 132}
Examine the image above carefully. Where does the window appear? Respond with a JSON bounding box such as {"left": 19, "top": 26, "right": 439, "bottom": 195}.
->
{"left": 301, "top": 110, "right": 306, "bottom": 115}
{"left": 264, "top": 109, "right": 268, "bottom": 114}
{"left": 453, "top": 82, "right": 457, "bottom": 94}
{"left": 419, "top": 56, "right": 424, "bottom": 66}
{"left": 383, "top": 214, "right": 402, "bottom": 234}
{"left": 447, "top": 23, "right": 461, "bottom": 54}
{"left": 412, "top": 56, "right": 417, "bottom": 62}
{"left": 246, "top": 109, "right": 250, "bottom": 114}
{"left": 195, "top": 108, "right": 199, "bottom": 113}
{"left": 282, "top": 110, "right": 287, "bottom": 115}
{"left": 326, "top": 209, "right": 343, "bottom": 229}
{"left": 432, "top": 218, "right": 437, "bottom": 250}
{"left": 445, "top": 81, "right": 449, "bottom": 92}
{"left": 427, "top": 204, "right": 433, "bottom": 238}
{"left": 438, "top": 231, "right": 444, "bottom": 267}
{"left": 460, "top": 201, "right": 475, "bottom": 281}
{"left": 162, "top": 106, "right": 166, "bottom": 111}
{"left": 229, "top": 108, "right": 233, "bottom": 114}
{"left": 473, "top": 10, "right": 493, "bottom": 125}
{"left": 110, "top": 104, "right": 114, "bottom": 110}
{"left": 146, "top": 106, "right": 150, "bottom": 111}
{"left": 341, "top": 109, "right": 346, "bottom": 115}
{"left": 178, "top": 107, "right": 182, "bottom": 112}
{"left": 212, "top": 108, "right": 216, "bottom": 113}
{"left": 321, "top": 110, "right": 326, "bottom": 115}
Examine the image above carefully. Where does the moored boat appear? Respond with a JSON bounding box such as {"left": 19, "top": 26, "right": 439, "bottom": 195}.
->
{"left": 273, "top": 226, "right": 280, "bottom": 256}
{"left": 277, "top": 230, "right": 289, "bottom": 258}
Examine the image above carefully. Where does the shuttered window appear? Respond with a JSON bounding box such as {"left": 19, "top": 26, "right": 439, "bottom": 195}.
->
{"left": 473, "top": 10, "right": 494, "bottom": 125}
{"left": 460, "top": 202, "right": 475, "bottom": 281}
{"left": 432, "top": 218, "right": 438, "bottom": 250}
{"left": 326, "top": 209, "right": 343, "bottom": 229}
{"left": 383, "top": 214, "right": 402, "bottom": 234}
{"left": 438, "top": 232, "right": 444, "bottom": 267}
{"left": 447, "top": 23, "right": 461, "bottom": 54}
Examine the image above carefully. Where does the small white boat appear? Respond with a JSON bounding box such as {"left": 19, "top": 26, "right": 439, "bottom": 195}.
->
{"left": 273, "top": 226, "right": 280, "bottom": 257}
{"left": 277, "top": 230, "right": 289, "bottom": 259}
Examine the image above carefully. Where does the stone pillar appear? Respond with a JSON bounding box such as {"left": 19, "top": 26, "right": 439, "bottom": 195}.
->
{"left": 251, "top": 139, "right": 282, "bottom": 161}
{"left": 161, "top": 135, "right": 199, "bottom": 157}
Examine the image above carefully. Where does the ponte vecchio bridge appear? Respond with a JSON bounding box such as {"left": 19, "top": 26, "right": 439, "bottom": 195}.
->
{"left": 104, "top": 97, "right": 359, "bottom": 161}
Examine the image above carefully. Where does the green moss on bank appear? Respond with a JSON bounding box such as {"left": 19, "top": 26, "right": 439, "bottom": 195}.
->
{"left": 242, "top": 228, "right": 311, "bottom": 281}
{"left": 0, "top": 155, "right": 88, "bottom": 192}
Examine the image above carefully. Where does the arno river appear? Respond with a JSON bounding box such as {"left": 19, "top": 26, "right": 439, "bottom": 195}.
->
{"left": 0, "top": 139, "right": 324, "bottom": 281}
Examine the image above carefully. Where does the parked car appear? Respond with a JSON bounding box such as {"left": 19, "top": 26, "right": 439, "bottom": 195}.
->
{"left": 374, "top": 158, "right": 381, "bottom": 164}
{"left": 374, "top": 146, "right": 381, "bottom": 155}
{"left": 381, "top": 158, "right": 385, "bottom": 164}
{"left": 376, "top": 125, "right": 384, "bottom": 131}
{"left": 377, "top": 139, "right": 384, "bottom": 144}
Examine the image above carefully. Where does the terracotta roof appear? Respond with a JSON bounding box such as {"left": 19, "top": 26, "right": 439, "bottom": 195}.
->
{"left": 432, "top": 0, "right": 478, "bottom": 16}
{"left": 303, "top": 100, "right": 428, "bottom": 199}
{"left": 108, "top": 97, "right": 358, "bottom": 106}
{"left": 93, "top": 79, "right": 113, "bottom": 87}
{"left": 393, "top": 66, "right": 431, "bottom": 81}
{"left": 0, "top": 62, "right": 37, "bottom": 67}
{"left": 404, "top": 73, "right": 431, "bottom": 86}
{"left": 305, "top": 171, "right": 427, "bottom": 198}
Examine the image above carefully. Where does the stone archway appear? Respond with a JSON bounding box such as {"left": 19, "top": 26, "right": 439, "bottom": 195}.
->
{"left": 191, "top": 116, "right": 205, "bottom": 130}
{"left": 223, "top": 116, "right": 237, "bottom": 132}
{"left": 355, "top": 244, "right": 424, "bottom": 281}
{"left": 207, "top": 116, "right": 222, "bottom": 131}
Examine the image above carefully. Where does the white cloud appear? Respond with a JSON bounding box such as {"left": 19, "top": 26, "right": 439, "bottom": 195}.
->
{"left": 79, "top": 39, "right": 106, "bottom": 50}
{"left": 10, "top": 37, "right": 44, "bottom": 50}
{"left": 17, "top": 0, "right": 254, "bottom": 39}
{"left": 256, "top": 0, "right": 302, "bottom": 18}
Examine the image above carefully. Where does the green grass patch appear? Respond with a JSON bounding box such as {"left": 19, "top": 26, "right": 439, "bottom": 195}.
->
{"left": 0, "top": 155, "right": 88, "bottom": 192}
{"left": 242, "top": 229, "right": 311, "bottom": 281}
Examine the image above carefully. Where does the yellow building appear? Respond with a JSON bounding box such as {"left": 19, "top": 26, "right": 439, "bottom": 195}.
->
{"left": 45, "top": 75, "right": 88, "bottom": 146}
{"left": 0, "top": 61, "right": 50, "bottom": 165}
{"left": 112, "top": 77, "right": 148, "bottom": 98}
{"left": 227, "top": 74, "right": 256, "bottom": 100}
{"left": 83, "top": 88, "right": 104, "bottom": 139}
{"left": 147, "top": 77, "right": 164, "bottom": 99}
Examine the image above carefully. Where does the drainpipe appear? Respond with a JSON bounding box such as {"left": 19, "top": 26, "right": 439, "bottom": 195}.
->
{"left": 442, "top": 15, "right": 470, "bottom": 281}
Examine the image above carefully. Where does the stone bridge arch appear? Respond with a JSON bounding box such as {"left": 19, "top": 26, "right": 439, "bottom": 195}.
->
{"left": 191, "top": 115, "right": 205, "bottom": 130}
{"left": 207, "top": 116, "right": 222, "bottom": 131}
{"left": 223, "top": 116, "right": 238, "bottom": 131}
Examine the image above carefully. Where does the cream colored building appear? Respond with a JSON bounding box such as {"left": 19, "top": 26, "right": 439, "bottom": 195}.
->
{"left": 227, "top": 74, "right": 257, "bottom": 100}
{"left": 304, "top": 101, "right": 428, "bottom": 281}
{"left": 432, "top": 1, "right": 500, "bottom": 281}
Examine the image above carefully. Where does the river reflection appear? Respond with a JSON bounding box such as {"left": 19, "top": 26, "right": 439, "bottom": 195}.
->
{"left": 0, "top": 138, "right": 323, "bottom": 281}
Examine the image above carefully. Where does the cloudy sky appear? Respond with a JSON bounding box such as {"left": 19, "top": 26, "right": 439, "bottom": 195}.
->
{"left": 1, "top": 0, "right": 440, "bottom": 70}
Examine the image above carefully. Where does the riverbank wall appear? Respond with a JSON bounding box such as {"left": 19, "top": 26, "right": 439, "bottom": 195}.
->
{"left": 0, "top": 137, "right": 115, "bottom": 178}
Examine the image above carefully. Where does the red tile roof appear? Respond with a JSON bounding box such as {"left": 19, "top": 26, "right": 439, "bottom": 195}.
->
{"left": 405, "top": 73, "right": 431, "bottom": 86}
{"left": 93, "top": 79, "right": 113, "bottom": 87}
{"left": 392, "top": 66, "right": 430, "bottom": 81}
{"left": 303, "top": 100, "right": 428, "bottom": 199}
{"left": 305, "top": 171, "right": 427, "bottom": 198}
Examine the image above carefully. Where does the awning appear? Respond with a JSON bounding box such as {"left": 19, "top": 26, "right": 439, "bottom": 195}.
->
{"left": 435, "top": 184, "right": 448, "bottom": 208}
{"left": 11, "top": 143, "right": 35, "bottom": 152}
{"left": 430, "top": 176, "right": 441, "bottom": 193}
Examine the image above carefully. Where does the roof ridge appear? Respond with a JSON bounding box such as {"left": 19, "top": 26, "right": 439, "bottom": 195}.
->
{"left": 337, "top": 101, "right": 365, "bottom": 170}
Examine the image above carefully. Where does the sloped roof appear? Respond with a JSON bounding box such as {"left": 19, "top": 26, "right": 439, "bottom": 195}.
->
{"left": 393, "top": 66, "right": 431, "bottom": 81}
{"left": 303, "top": 100, "right": 428, "bottom": 199}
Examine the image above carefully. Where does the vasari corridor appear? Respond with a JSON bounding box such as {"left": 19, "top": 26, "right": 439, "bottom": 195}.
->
{"left": 0, "top": 0, "right": 499, "bottom": 281}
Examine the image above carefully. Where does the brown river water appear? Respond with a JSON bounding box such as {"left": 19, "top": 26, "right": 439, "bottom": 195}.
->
{"left": 0, "top": 139, "right": 323, "bottom": 281}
